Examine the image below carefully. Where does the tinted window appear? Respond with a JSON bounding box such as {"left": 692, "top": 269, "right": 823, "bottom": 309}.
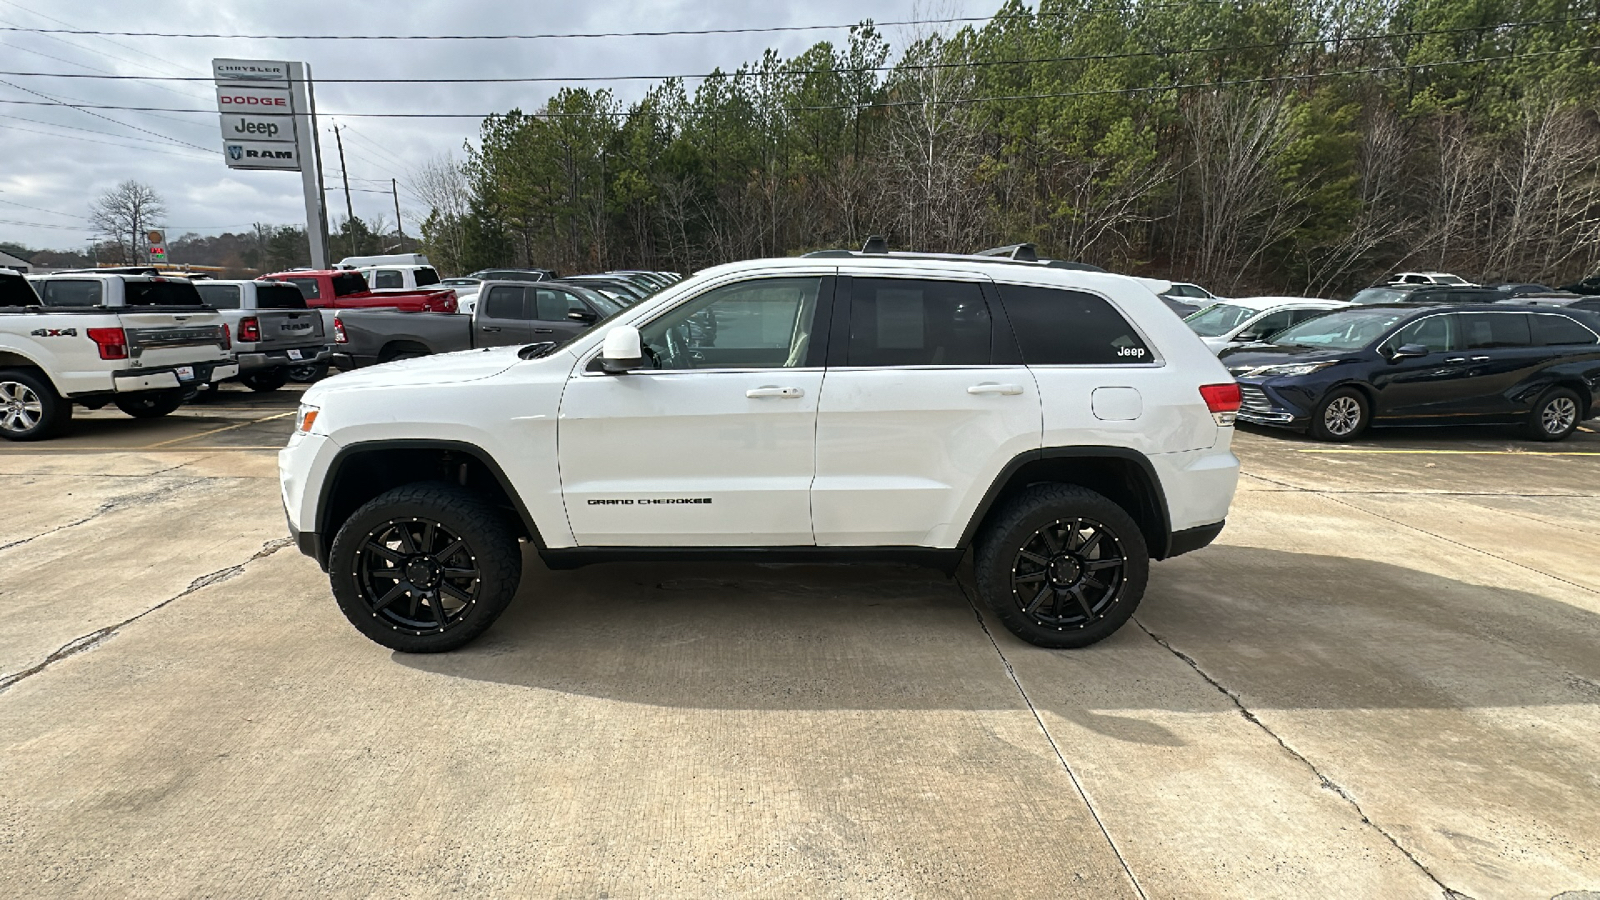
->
{"left": 41, "top": 280, "right": 104, "bottom": 306}
{"left": 1459, "top": 313, "right": 1530, "bottom": 349}
{"left": 1351, "top": 288, "right": 1409, "bottom": 305}
{"left": 848, "top": 278, "right": 990, "bottom": 367}
{"left": 371, "top": 269, "right": 402, "bottom": 289}
{"left": 1449, "top": 289, "right": 1503, "bottom": 304}
{"left": 640, "top": 276, "right": 822, "bottom": 370}
{"left": 534, "top": 288, "right": 583, "bottom": 321}
{"left": 1390, "top": 314, "right": 1457, "bottom": 352}
{"left": 1530, "top": 314, "right": 1597, "bottom": 346}
{"left": 196, "top": 283, "right": 242, "bottom": 308}
{"left": 332, "top": 273, "right": 367, "bottom": 296}
{"left": 0, "top": 274, "right": 40, "bottom": 307}
{"left": 998, "top": 284, "right": 1150, "bottom": 364}
{"left": 416, "top": 267, "right": 440, "bottom": 287}
{"left": 482, "top": 286, "right": 526, "bottom": 320}
{"left": 125, "top": 281, "right": 203, "bottom": 307}
{"left": 1574, "top": 299, "right": 1600, "bottom": 314}
{"left": 284, "top": 277, "right": 319, "bottom": 299}
{"left": 1247, "top": 310, "right": 1296, "bottom": 339}
{"left": 257, "top": 285, "right": 307, "bottom": 309}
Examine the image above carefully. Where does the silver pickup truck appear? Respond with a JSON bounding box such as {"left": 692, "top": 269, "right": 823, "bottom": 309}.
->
{"left": 194, "top": 280, "right": 331, "bottom": 391}
{"left": 330, "top": 280, "right": 620, "bottom": 368}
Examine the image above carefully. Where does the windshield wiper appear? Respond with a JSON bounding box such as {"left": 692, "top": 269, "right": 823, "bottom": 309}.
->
{"left": 517, "top": 341, "right": 558, "bottom": 360}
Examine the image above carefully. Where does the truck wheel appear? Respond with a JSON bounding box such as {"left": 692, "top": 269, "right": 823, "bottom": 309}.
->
{"left": 328, "top": 482, "right": 523, "bottom": 653}
{"left": 1308, "top": 388, "right": 1368, "bottom": 442}
{"left": 287, "top": 363, "right": 329, "bottom": 383}
{"left": 239, "top": 369, "right": 291, "bottom": 392}
{"left": 0, "top": 368, "right": 72, "bottom": 441}
{"left": 114, "top": 390, "right": 185, "bottom": 419}
{"left": 973, "top": 484, "right": 1149, "bottom": 649}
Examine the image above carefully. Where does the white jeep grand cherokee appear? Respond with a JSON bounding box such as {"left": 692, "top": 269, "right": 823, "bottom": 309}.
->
{"left": 280, "top": 250, "right": 1242, "bottom": 652}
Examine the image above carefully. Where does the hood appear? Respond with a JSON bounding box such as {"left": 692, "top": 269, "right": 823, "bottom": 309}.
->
{"left": 1216, "top": 343, "right": 1354, "bottom": 375}
{"left": 304, "top": 346, "right": 528, "bottom": 402}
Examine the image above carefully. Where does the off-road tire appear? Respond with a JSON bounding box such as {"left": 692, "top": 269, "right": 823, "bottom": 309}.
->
{"left": 328, "top": 482, "right": 523, "bottom": 653}
{"left": 239, "top": 368, "right": 291, "bottom": 392}
{"left": 114, "top": 390, "right": 185, "bottom": 419}
{"left": 1525, "top": 386, "right": 1582, "bottom": 442}
{"left": 0, "top": 368, "right": 72, "bottom": 441}
{"left": 973, "top": 484, "right": 1149, "bottom": 649}
{"left": 1309, "top": 388, "right": 1369, "bottom": 442}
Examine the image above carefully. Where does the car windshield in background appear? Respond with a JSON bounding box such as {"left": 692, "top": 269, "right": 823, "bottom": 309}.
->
{"left": 1184, "top": 303, "right": 1256, "bottom": 336}
{"left": 1268, "top": 308, "right": 1409, "bottom": 351}
{"left": 332, "top": 273, "right": 368, "bottom": 296}
{"left": 573, "top": 288, "right": 622, "bottom": 316}
{"left": 1350, "top": 288, "right": 1410, "bottom": 305}
{"left": 1435, "top": 275, "right": 1469, "bottom": 285}
{"left": 256, "top": 284, "right": 308, "bottom": 309}
{"left": 125, "top": 280, "right": 203, "bottom": 307}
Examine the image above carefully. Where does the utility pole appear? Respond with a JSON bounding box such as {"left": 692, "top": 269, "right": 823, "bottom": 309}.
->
{"left": 333, "top": 123, "right": 354, "bottom": 261}
{"left": 392, "top": 178, "right": 404, "bottom": 239}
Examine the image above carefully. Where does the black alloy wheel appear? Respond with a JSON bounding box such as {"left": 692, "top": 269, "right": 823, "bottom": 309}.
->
{"left": 974, "top": 483, "right": 1149, "bottom": 649}
{"left": 329, "top": 482, "right": 522, "bottom": 652}
{"left": 1010, "top": 517, "right": 1128, "bottom": 631}
{"left": 1526, "top": 387, "right": 1582, "bottom": 441}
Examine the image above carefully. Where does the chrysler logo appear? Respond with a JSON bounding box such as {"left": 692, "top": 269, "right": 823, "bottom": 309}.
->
{"left": 227, "top": 145, "right": 242, "bottom": 160}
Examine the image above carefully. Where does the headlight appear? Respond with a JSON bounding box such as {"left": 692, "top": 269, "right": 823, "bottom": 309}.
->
{"left": 1244, "top": 361, "right": 1337, "bottom": 378}
{"left": 296, "top": 403, "right": 320, "bottom": 433}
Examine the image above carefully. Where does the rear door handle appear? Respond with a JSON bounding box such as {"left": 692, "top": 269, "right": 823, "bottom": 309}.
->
{"left": 1444, "top": 357, "right": 1466, "bottom": 363}
{"left": 533, "top": 327, "right": 554, "bottom": 334}
{"left": 481, "top": 326, "right": 502, "bottom": 333}
{"left": 968, "top": 383, "right": 1024, "bottom": 395}
{"left": 746, "top": 386, "right": 805, "bottom": 399}
{"left": 1470, "top": 355, "right": 1490, "bottom": 362}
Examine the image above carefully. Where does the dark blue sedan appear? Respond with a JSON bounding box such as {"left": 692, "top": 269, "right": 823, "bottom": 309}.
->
{"left": 1218, "top": 304, "right": 1600, "bottom": 441}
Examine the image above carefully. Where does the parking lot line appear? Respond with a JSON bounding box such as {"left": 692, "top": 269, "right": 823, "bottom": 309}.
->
{"left": 142, "top": 412, "right": 295, "bottom": 449}
{"left": 1292, "top": 448, "right": 1600, "bottom": 456}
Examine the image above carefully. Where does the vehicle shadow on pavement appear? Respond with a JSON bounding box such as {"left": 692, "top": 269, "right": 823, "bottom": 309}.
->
{"left": 392, "top": 545, "right": 1600, "bottom": 714}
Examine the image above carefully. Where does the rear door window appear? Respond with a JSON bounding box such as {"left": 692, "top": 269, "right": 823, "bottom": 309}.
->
{"left": 481, "top": 286, "right": 528, "bottom": 320}
{"left": 196, "top": 283, "right": 242, "bottom": 308}
{"left": 1459, "top": 313, "right": 1531, "bottom": 349}
{"left": 332, "top": 273, "right": 368, "bottom": 296}
{"left": 40, "top": 280, "right": 104, "bottom": 306}
{"left": 847, "top": 278, "right": 991, "bottom": 367}
{"left": 1530, "top": 314, "right": 1598, "bottom": 346}
{"left": 996, "top": 284, "right": 1151, "bottom": 364}
{"left": 255, "top": 284, "right": 309, "bottom": 309}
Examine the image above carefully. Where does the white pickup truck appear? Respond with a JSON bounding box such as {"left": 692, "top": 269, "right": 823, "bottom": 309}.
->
{"left": 1, "top": 270, "right": 237, "bottom": 440}
{"left": 194, "top": 280, "right": 332, "bottom": 391}
{"left": 351, "top": 264, "right": 443, "bottom": 293}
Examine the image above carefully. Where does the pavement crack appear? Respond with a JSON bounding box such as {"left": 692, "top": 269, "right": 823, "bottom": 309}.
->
{"left": 0, "top": 536, "right": 291, "bottom": 694}
{"left": 954, "top": 578, "right": 1149, "bottom": 900}
{"left": 1134, "top": 620, "right": 1474, "bottom": 900}
{"left": 0, "top": 477, "right": 205, "bottom": 554}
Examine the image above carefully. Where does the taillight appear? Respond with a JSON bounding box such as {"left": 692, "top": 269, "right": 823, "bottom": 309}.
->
{"left": 333, "top": 316, "right": 347, "bottom": 344}
{"left": 1200, "top": 383, "right": 1242, "bottom": 427}
{"left": 86, "top": 327, "right": 128, "bottom": 360}
{"left": 222, "top": 323, "right": 232, "bottom": 350}
{"left": 239, "top": 316, "right": 261, "bottom": 342}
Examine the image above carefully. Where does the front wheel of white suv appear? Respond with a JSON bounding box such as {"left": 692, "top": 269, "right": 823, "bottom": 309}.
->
{"left": 973, "top": 484, "right": 1149, "bottom": 649}
{"left": 328, "top": 482, "right": 523, "bottom": 652}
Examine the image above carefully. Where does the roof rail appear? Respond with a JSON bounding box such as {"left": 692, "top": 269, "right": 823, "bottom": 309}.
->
{"left": 976, "top": 243, "right": 1038, "bottom": 262}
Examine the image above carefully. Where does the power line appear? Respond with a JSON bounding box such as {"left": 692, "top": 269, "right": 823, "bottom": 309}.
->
{"left": 0, "top": 77, "right": 212, "bottom": 150}
{"left": 0, "top": 44, "right": 1586, "bottom": 120}
{"left": 0, "top": 15, "right": 1589, "bottom": 87}
{"left": 0, "top": 111, "right": 216, "bottom": 154}
{"left": 0, "top": 217, "right": 88, "bottom": 230}
{"left": 0, "top": 195, "right": 85, "bottom": 219}
{"left": 0, "top": 7, "right": 1229, "bottom": 42}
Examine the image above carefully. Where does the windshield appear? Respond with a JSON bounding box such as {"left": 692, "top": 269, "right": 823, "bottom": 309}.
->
{"left": 572, "top": 287, "right": 623, "bottom": 316}
{"left": 1184, "top": 303, "right": 1257, "bottom": 336}
{"left": 1268, "top": 309, "right": 1409, "bottom": 351}
{"left": 1351, "top": 288, "right": 1409, "bottom": 305}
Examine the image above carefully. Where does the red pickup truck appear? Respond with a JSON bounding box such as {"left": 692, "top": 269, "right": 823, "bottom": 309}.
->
{"left": 263, "top": 269, "right": 457, "bottom": 313}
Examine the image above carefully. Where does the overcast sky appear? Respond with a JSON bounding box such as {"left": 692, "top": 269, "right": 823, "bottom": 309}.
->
{"left": 0, "top": 0, "right": 991, "bottom": 252}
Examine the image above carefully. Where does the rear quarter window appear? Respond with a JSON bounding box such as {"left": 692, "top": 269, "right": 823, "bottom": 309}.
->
{"left": 997, "top": 284, "right": 1152, "bottom": 364}
{"left": 1530, "top": 314, "right": 1598, "bottom": 346}
{"left": 416, "top": 267, "right": 440, "bottom": 287}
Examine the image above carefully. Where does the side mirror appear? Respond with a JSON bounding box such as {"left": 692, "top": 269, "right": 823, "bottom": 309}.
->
{"left": 599, "top": 325, "right": 643, "bottom": 374}
{"left": 1389, "top": 343, "right": 1430, "bottom": 361}
{"left": 1235, "top": 331, "right": 1262, "bottom": 343}
{"left": 567, "top": 309, "right": 598, "bottom": 324}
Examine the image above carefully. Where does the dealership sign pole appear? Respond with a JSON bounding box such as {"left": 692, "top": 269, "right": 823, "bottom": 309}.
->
{"left": 212, "top": 58, "right": 329, "bottom": 269}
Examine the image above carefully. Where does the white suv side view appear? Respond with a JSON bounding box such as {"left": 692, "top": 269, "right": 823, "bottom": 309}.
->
{"left": 279, "top": 251, "right": 1242, "bottom": 652}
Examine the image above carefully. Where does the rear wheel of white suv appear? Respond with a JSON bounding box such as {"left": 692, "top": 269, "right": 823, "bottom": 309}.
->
{"left": 328, "top": 482, "right": 523, "bottom": 652}
{"left": 973, "top": 484, "right": 1149, "bottom": 649}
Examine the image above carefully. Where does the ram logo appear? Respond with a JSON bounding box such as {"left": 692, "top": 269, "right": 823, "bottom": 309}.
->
{"left": 227, "top": 145, "right": 243, "bottom": 161}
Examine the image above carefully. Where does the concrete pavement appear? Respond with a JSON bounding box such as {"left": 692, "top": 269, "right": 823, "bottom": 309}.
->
{"left": 0, "top": 390, "right": 1596, "bottom": 897}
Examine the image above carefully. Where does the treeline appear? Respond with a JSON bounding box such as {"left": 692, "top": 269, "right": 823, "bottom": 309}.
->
{"left": 414, "top": 0, "right": 1600, "bottom": 296}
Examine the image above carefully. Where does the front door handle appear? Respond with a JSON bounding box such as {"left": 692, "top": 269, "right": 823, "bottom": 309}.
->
{"left": 968, "top": 383, "right": 1024, "bottom": 395}
{"left": 1444, "top": 357, "right": 1466, "bottom": 363}
{"left": 481, "top": 326, "right": 502, "bottom": 333}
{"left": 533, "top": 327, "right": 554, "bottom": 334}
{"left": 746, "top": 386, "right": 805, "bottom": 399}
{"left": 1470, "top": 355, "right": 1490, "bottom": 362}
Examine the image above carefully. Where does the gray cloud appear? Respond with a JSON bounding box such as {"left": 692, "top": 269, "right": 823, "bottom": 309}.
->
{"left": 0, "top": 0, "right": 988, "bottom": 252}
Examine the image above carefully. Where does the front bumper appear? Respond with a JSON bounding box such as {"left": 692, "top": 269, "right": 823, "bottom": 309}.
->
{"left": 236, "top": 344, "right": 332, "bottom": 373}
{"left": 1235, "top": 382, "right": 1305, "bottom": 427}
{"left": 112, "top": 360, "right": 239, "bottom": 393}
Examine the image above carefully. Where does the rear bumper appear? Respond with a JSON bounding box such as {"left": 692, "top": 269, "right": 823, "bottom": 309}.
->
{"left": 236, "top": 345, "right": 332, "bottom": 372}
{"left": 112, "top": 360, "right": 239, "bottom": 392}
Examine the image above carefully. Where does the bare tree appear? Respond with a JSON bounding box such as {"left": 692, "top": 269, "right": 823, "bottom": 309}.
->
{"left": 409, "top": 153, "right": 472, "bottom": 272}
{"left": 88, "top": 180, "right": 165, "bottom": 264}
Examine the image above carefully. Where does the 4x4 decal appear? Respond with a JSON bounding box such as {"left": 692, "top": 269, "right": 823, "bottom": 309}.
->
{"left": 29, "top": 328, "right": 78, "bottom": 337}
